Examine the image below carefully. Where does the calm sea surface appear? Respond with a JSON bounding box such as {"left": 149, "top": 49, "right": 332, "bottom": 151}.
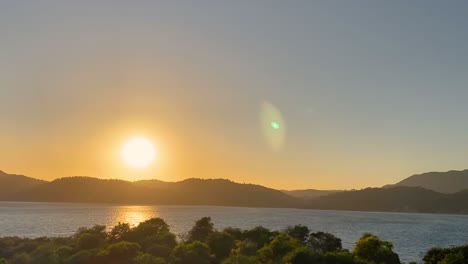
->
{"left": 1, "top": 202, "right": 467, "bottom": 263}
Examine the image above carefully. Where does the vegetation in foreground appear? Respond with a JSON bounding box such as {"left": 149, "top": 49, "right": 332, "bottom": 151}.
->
{"left": 0, "top": 217, "right": 465, "bottom": 264}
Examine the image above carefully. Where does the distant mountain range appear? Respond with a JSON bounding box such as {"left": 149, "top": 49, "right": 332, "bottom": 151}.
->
{"left": 0, "top": 171, "right": 297, "bottom": 208}
{"left": 1, "top": 169, "right": 468, "bottom": 214}
{"left": 385, "top": 169, "right": 468, "bottom": 193}
{"left": 282, "top": 189, "right": 340, "bottom": 199}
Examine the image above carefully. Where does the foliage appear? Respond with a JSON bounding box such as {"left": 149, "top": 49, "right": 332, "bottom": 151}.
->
{"left": 284, "top": 225, "right": 310, "bottom": 245}
{"left": 352, "top": 233, "right": 400, "bottom": 264}
{"left": 308, "top": 231, "right": 342, "bottom": 253}
{"left": 423, "top": 245, "right": 468, "bottom": 264}
{"left": 3, "top": 216, "right": 464, "bottom": 264}
{"left": 170, "top": 241, "right": 211, "bottom": 264}
{"left": 187, "top": 217, "right": 214, "bottom": 242}
{"left": 207, "top": 231, "right": 235, "bottom": 261}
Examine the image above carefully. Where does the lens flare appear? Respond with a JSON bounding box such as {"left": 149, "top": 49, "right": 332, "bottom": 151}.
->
{"left": 260, "top": 101, "right": 286, "bottom": 151}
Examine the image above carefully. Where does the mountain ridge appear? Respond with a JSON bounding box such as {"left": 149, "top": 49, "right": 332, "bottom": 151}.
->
{"left": 386, "top": 169, "right": 468, "bottom": 193}
{"left": 2, "top": 169, "right": 468, "bottom": 214}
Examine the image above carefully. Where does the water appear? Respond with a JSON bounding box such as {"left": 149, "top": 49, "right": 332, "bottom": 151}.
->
{"left": 1, "top": 202, "right": 467, "bottom": 263}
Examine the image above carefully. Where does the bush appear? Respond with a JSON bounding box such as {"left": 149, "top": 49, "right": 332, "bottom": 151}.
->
{"left": 353, "top": 233, "right": 400, "bottom": 264}
{"left": 170, "top": 241, "right": 212, "bottom": 264}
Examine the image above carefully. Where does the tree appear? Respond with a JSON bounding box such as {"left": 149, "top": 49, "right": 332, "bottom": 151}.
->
{"left": 170, "top": 241, "right": 212, "bottom": 264}
{"left": 100, "top": 241, "right": 141, "bottom": 264}
{"left": 134, "top": 253, "right": 166, "bottom": 264}
{"left": 257, "top": 233, "right": 301, "bottom": 263}
{"left": 307, "top": 232, "right": 342, "bottom": 253}
{"left": 127, "top": 218, "right": 177, "bottom": 258}
{"left": 231, "top": 240, "right": 257, "bottom": 257}
{"left": 109, "top": 222, "right": 131, "bottom": 242}
{"left": 75, "top": 225, "right": 107, "bottom": 250}
{"left": 423, "top": 247, "right": 448, "bottom": 264}
{"left": 243, "top": 226, "right": 276, "bottom": 248}
{"left": 285, "top": 225, "right": 310, "bottom": 245}
{"left": 353, "top": 233, "right": 400, "bottom": 264}
{"left": 283, "top": 247, "right": 315, "bottom": 264}
{"left": 207, "top": 232, "right": 235, "bottom": 262}
{"left": 188, "top": 217, "right": 214, "bottom": 242}
{"left": 222, "top": 227, "right": 243, "bottom": 240}
{"left": 128, "top": 218, "right": 170, "bottom": 243}
{"left": 10, "top": 253, "right": 32, "bottom": 264}
{"left": 77, "top": 233, "right": 106, "bottom": 250}
{"left": 423, "top": 245, "right": 468, "bottom": 264}
{"left": 221, "top": 255, "right": 257, "bottom": 264}
{"left": 31, "top": 244, "right": 60, "bottom": 264}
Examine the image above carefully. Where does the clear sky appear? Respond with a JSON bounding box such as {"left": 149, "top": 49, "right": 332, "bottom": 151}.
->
{"left": 1, "top": 1, "right": 468, "bottom": 190}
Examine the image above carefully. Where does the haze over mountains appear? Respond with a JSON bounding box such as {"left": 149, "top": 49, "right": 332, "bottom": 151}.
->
{"left": 387, "top": 169, "right": 468, "bottom": 193}
{"left": 1, "top": 169, "right": 468, "bottom": 214}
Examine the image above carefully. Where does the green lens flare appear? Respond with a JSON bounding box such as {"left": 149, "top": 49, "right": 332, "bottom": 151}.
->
{"left": 270, "top": 121, "right": 280, "bottom": 130}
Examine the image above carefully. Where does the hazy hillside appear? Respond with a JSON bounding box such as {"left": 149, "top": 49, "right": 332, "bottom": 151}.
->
{"left": 3, "top": 170, "right": 468, "bottom": 214}
{"left": 4, "top": 175, "right": 298, "bottom": 208}
{"left": 0, "top": 170, "right": 46, "bottom": 199}
{"left": 283, "top": 189, "right": 340, "bottom": 199}
{"left": 390, "top": 170, "right": 468, "bottom": 193}
{"left": 307, "top": 186, "right": 468, "bottom": 214}
{"left": 137, "top": 178, "right": 298, "bottom": 207}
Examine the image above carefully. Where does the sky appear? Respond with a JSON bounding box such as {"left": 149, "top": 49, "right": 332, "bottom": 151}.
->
{"left": 1, "top": 1, "right": 468, "bottom": 190}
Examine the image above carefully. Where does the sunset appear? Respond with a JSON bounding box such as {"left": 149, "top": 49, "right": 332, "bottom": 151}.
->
{"left": 1, "top": 1, "right": 468, "bottom": 264}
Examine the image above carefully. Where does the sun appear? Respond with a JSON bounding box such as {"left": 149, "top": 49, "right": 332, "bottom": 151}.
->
{"left": 120, "top": 137, "right": 156, "bottom": 168}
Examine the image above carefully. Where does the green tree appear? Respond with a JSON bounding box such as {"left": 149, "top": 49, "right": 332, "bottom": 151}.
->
{"left": 127, "top": 218, "right": 177, "bottom": 258}
{"left": 170, "top": 241, "right": 212, "bottom": 264}
{"left": 307, "top": 231, "right": 342, "bottom": 253}
{"left": 100, "top": 241, "right": 141, "bottom": 264}
{"left": 283, "top": 247, "right": 315, "bottom": 264}
{"left": 188, "top": 217, "right": 214, "bottom": 242}
{"left": 134, "top": 253, "right": 167, "bottom": 264}
{"left": 207, "top": 231, "right": 235, "bottom": 262}
{"left": 285, "top": 225, "right": 310, "bottom": 245}
{"left": 10, "top": 253, "right": 32, "bottom": 264}
{"left": 231, "top": 240, "right": 257, "bottom": 257}
{"left": 221, "top": 255, "right": 257, "bottom": 264}
{"left": 353, "top": 233, "right": 400, "bottom": 264}
{"left": 128, "top": 218, "right": 170, "bottom": 243}
{"left": 109, "top": 222, "right": 132, "bottom": 242}
{"left": 77, "top": 233, "right": 106, "bottom": 250}
{"left": 75, "top": 225, "right": 107, "bottom": 250}
{"left": 66, "top": 249, "right": 100, "bottom": 264}
{"left": 257, "top": 233, "right": 301, "bottom": 263}
{"left": 31, "top": 244, "right": 60, "bottom": 264}
{"left": 222, "top": 227, "right": 243, "bottom": 240}
{"left": 243, "top": 226, "right": 276, "bottom": 248}
{"left": 423, "top": 247, "right": 448, "bottom": 264}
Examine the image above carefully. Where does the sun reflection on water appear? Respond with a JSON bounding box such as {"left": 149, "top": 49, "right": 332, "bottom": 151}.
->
{"left": 112, "top": 206, "right": 159, "bottom": 228}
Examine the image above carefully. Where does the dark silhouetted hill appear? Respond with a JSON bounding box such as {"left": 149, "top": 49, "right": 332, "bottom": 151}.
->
{"left": 282, "top": 189, "right": 340, "bottom": 199}
{"left": 2, "top": 170, "right": 468, "bottom": 214}
{"left": 387, "top": 170, "right": 468, "bottom": 193}
{"left": 0, "top": 170, "right": 46, "bottom": 199}
{"left": 3, "top": 175, "right": 298, "bottom": 208}
{"left": 306, "top": 186, "right": 468, "bottom": 214}
{"left": 135, "top": 178, "right": 298, "bottom": 207}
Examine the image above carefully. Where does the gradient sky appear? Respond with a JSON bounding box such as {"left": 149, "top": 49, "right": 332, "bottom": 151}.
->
{"left": 2, "top": 1, "right": 468, "bottom": 190}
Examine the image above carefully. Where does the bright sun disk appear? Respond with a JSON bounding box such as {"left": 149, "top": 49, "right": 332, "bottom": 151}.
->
{"left": 120, "top": 137, "right": 156, "bottom": 168}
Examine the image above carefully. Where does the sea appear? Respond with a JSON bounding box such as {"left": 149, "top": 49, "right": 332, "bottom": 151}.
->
{"left": 1, "top": 202, "right": 467, "bottom": 263}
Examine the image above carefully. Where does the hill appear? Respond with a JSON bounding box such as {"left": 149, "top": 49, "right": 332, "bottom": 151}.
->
{"left": 389, "top": 169, "right": 468, "bottom": 193}
{"left": 3, "top": 175, "right": 298, "bottom": 208}
{"left": 2, "top": 170, "right": 468, "bottom": 214}
{"left": 306, "top": 186, "right": 468, "bottom": 214}
{"left": 0, "top": 170, "right": 46, "bottom": 199}
{"left": 282, "top": 189, "right": 340, "bottom": 199}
